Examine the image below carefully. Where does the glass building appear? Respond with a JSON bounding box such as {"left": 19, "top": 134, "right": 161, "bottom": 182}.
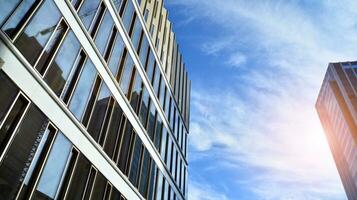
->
{"left": 0, "top": 0, "right": 190, "bottom": 199}
{"left": 316, "top": 62, "right": 357, "bottom": 200}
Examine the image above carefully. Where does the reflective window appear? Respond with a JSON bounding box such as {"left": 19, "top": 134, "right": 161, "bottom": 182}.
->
{"left": 87, "top": 83, "right": 111, "bottom": 141}
{"left": 130, "top": 72, "right": 143, "bottom": 112}
{"left": 14, "top": 0, "right": 62, "bottom": 65}
{"left": 139, "top": 37, "right": 149, "bottom": 65}
{"left": 139, "top": 88, "right": 150, "bottom": 125}
{"left": 160, "top": 128, "right": 168, "bottom": 160}
{"left": 95, "top": 10, "right": 114, "bottom": 55}
{"left": 120, "top": 56, "right": 134, "bottom": 96}
{"left": 78, "top": 0, "right": 101, "bottom": 30}
{"left": 118, "top": 122, "right": 133, "bottom": 174}
{"left": 35, "top": 21, "right": 69, "bottom": 75}
{"left": 154, "top": 117, "right": 163, "bottom": 150}
{"left": 33, "top": 133, "right": 72, "bottom": 199}
{"left": 153, "top": 68, "right": 161, "bottom": 96}
{"left": 131, "top": 17, "right": 142, "bottom": 50}
{"left": 146, "top": 53, "right": 155, "bottom": 83}
{"left": 147, "top": 162, "right": 157, "bottom": 200}
{"left": 0, "top": 72, "right": 19, "bottom": 124}
{"left": 147, "top": 103, "right": 156, "bottom": 140}
{"left": 122, "top": 0, "right": 134, "bottom": 30}
{"left": 139, "top": 149, "right": 150, "bottom": 196}
{"left": 113, "top": 0, "right": 124, "bottom": 11}
{"left": 0, "top": 0, "right": 21, "bottom": 25}
{"left": 159, "top": 79, "right": 166, "bottom": 107}
{"left": 155, "top": 172, "right": 163, "bottom": 200}
{"left": 0, "top": 103, "right": 47, "bottom": 199}
{"left": 104, "top": 102, "right": 123, "bottom": 158}
{"left": 128, "top": 136, "right": 142, "bottom": 186}
{"left": 44, "top": 31, "right": 81, "bottom": 96}
{"left": 108, "top": 31, "right": 125, "bottom": 76}
{"left": 172, "top": 148, "right": 177, "bottom": 178}
{"left": 166, "top": 139, "right": 172, "bottom": 169}
{"left": 2, "top": 0, "right": 36, "bottom": 38}
{"left": 69, "top": 59, "right": 97, "bottom": 120}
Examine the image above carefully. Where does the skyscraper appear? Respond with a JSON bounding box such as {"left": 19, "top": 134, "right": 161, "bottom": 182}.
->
{"left": 316, "top": 62, "right": 357, "bottom": 200}
{"left": 0, "top": 0, "right": 190, "bottom": 199}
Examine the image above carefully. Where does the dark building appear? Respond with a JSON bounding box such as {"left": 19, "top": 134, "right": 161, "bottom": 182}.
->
{"left": 0, "top": 0, "right": 190, "bottom": 199}
{"left": 316, "top": 62, "right": 357, "bottom": 200}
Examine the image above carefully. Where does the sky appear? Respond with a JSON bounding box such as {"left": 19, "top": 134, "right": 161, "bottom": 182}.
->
{"left": 164, "top": 0, "right": 357, "bottom": 199}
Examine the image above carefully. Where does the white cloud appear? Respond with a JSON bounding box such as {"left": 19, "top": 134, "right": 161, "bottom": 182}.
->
{"left": 188, "top": 180, "right": 230, "bottom": 200}
{"left": 167, "top": 0, "right": 357, "bottom": 199}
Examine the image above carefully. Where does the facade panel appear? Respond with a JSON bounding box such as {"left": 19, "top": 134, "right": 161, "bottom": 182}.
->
{"left": 0, "top": 0, "right": 190, "bottom": 199}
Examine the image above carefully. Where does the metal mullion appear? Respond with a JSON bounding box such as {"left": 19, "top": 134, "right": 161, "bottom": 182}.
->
{"left": 12, "top": 0, "right": 45, "bottom": 42}
{"left": 104, "top": 27, "right": 118, "bottom": 61}
{"left": 104, "top": 182, "right": 113, "bottom": 200}
{"left": 0, "top": 92, "right": 31, "bottom": 164}
{"left": 33, "top": 18, "right": 69, "bottom": 71}
{"left": 24, "top": 125, "right": 59, "bottom": 200}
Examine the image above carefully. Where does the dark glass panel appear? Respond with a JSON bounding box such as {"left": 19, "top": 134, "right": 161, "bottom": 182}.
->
{"left": 0, "top": 72, "right": 19, "bottom": 125}
{"left": 110, "top": 187, "right": 122, "bottom": 200}
{"left": 44, "top": 31, "right": 81, "bottom": 97}
{"left": 98, "top": 98, "right": 115, "bottom": 146}
{"left": 0, "top": 0, "right": 21, "bottom": 26}
{"left": 131, "top": 18, "right": 142, "bottom": 50}
{"left": 32, "top": 133, "right": 72, "bottom": 199}
{"left": 68, "top": 59, "right": 97, "bottom": 120}
{"left": 117, "top": 122, "right": 134, "bottom": 174}
{"left": 83, "top": 167, "right": 96, "bottom": 200}
{"left": 0, "top": 103, "right": 48, "bottom": 200}
{"left": 65, "top": 154, "right": 92, "bottom": 200}
{"left": 159, "top": 80, "right": 166, "bottom": 108}
{"left": 14, "top": 0, "right": 62, "bottom": 65}
{"left": 103, "top": 183, "right": 112, "bottom": 200}
{"left": 104, "top": 103, "right": 123, "bottom": 158}
{"left": 108, "top": 31, "right": 125, "bottom": 76}
{"left": 90, "top": 172, "right": 107, "bottom": 200}
{"left": 147, "top": 162, "right": 157, "bottom": 200}
{"left": 128, "top": 136, "right": 142, "bottom": 186}
{"left": 0, "top": 95, "right": 29, "bottom": 155}
{"left": 82, "top": 76, "right": 102, "bottom": 127}
{"left": 87, "top": 82, "right": 111, "bottom": 141}
{"left": 120, "top": 56, "right": 134, "bottom": 96}
{"left": 35, "top": 21, "right": 69, "bottom": 75}
{"left": 77, "top": 0, "right": 101, "bottom": 30}
{"left": 94, "top": 10, "right": 114, "bottom": 55}
{"left": 138, "top": 149, "right": 150, "bottom": 197}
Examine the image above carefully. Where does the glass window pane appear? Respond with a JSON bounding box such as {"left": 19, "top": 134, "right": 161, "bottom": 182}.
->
{"left": 139, "top": 37, "right": 149, "bottom": 65}
{"left": 33, "top": 133, "right": 72, "bottom": 199}
{"left": 69, "top": 59, "right": 97, "bottom": 120}
{"left": 87, "top": 83, "right": 111, "bottom": 141}
{"left": 118, "top": 123, "right": 133, "bottom": 174}
{"left": 130, "top": 72, "right": 143, "bottom": 112}
{"left": 77, "top": 0, "right": 101, "bottom": 30}
{"left": 95, "top": 10, "right": 114, "bottom": 55}
{"left": 138, "top": 149, "right": 150, "bottom": 196}
{"left": 147, "top": 104, "right": 156, "bottom": 140}
{"left": 147, "top": 163, "right": 157, "bottom": 200}
{"left": 90, "top": 172, "right": 107, "bottom": 200}
{"left": 0, "top": 104, "right": 48, "bottom": 199}
{"left": 104, "top": 102, "right": 123, "bottom": 158}
{"left": 14, "top": 0, "right": 62, "bottom": 65}
{"left": 139, "top": 88, "right": 150, "bottom": 125}
{"left": 131, "top": 18, "right": 142, "bottom": 50}
{"left": 0, "top": 0, "right": 21, "bottom": 25}
{"left": 146, "top": 52, "right": 155, "bottom": 82}
{"left": 44, "top": 30, "right": 81, "bottom": 96}
{"left": 120, "top": 56, "right": 134, "bottom": 95}
{"left": 155, "top": 172, "right": 163, "bottom": 200}
{"left": 0, "top": 72, "right": 19, "bottom": 124}
{"left": 122, "top": 0, "right": 134, "bottom": 31}
{"left": 128, "top": 136, "right": 142, "bottom": 186}
{"left": 2, "top": 0, "right": 36, "bottom": 37}
{"left": 108, "top": 32, "right": 125, "bottom": 76}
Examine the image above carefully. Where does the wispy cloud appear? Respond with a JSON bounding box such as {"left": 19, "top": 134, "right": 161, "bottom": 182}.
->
{"left": 166, "top": 0, "right": 357, "bottom": 199}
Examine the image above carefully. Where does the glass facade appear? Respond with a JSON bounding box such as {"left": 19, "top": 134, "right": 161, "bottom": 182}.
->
{"left": 0, "top": 0, "right": 190, "bottom": 199}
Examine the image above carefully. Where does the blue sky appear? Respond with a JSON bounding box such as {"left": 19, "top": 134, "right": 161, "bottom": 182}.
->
{"left": 164, "top": 0, "right": 357, "bottom": 199}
